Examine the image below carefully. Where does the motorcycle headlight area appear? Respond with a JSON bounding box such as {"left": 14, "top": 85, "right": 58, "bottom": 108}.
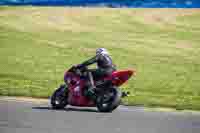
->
{"left": 64, "top": 76, "right": 71, "bottom": 84}
{"left": 65, "top": 77, "right": 77, "bottom": 85}
{"left": 67, "top": 78, "right": 71, "bottom": 84}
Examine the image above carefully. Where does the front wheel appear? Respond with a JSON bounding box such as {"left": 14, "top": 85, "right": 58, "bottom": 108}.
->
{"left": 96, "top": 87, "right": 121, "bottom": 112}
{"left": 51, "top": 84, "right": 68, "bottom": 109}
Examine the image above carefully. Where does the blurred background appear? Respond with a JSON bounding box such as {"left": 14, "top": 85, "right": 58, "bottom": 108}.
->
{"left": 0, "top": 0, "right": 200, "bottom": 8}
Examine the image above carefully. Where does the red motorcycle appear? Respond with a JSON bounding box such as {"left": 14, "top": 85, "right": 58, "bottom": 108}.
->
{"left": 51, "top": 65, "right": 135, "bottom": 112}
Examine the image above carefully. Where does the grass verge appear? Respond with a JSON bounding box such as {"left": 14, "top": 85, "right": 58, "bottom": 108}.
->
{"left": 0, "top": 6, "right": 200, "bottom": 110}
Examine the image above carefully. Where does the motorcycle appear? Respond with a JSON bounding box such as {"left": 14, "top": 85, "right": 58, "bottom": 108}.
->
{"left": 50, "top": 65, "right": 135, "bottom": 112}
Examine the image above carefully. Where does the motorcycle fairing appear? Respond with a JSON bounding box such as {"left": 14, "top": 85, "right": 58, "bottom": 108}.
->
{"left": 110, "top": 70, "right": 134, "bottom": 86}
{"left": 65, "top": 72, "right": 95, "bottom": 106}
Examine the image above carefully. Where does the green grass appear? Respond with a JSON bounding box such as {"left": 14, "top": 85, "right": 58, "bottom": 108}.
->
{"left": 0, "top": 7, "right": 200, "bottom": 110}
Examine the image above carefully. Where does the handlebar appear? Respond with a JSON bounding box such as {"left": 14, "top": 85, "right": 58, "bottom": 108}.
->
{"left": 68, "top": 65, "right": 88, "bottom": 76}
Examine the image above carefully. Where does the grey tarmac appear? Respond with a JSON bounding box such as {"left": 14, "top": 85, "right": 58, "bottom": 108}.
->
{"left": 0, "top": 97, "right": 200, "bottom": 133}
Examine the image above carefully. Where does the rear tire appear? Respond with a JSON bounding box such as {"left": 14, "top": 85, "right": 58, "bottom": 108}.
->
{"left": 96, "top": 87, "right": 121, "bottom": 112}
{"left": 51, "top": 85, "right": 68, "bottom": 109}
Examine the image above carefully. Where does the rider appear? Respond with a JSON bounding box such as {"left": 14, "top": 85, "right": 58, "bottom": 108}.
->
{"left": 76, "top": 48, "right": 116, "bottom": 98}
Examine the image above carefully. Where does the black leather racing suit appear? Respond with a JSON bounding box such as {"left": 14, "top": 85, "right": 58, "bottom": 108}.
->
{"left": 79, "top": 54, "right": 116, "bottom": 98}
{"left": 80, "top": 54, "right": 116, "bottom": 80}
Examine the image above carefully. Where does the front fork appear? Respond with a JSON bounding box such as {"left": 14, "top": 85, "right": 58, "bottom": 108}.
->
{"left": 59, "top": 84, "right": 68, "bottom": 94}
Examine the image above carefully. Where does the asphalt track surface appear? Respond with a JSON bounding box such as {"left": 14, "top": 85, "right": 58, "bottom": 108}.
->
{"left": 1, "top": 97, "right": 200, "bottom": 133}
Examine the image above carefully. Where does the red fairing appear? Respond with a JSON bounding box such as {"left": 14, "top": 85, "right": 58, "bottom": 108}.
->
{"left": 63, "top": 69, "right": 135, "bottom": 107}
{"left": 111, "top": 70, "right": 135, "bottom": 86}
{"left": 64, "top": 72, "right": 95, "bottom": 107}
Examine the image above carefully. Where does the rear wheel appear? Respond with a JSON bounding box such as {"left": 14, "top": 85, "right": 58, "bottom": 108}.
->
{"left": 51, "top": 85, "right": 68, "bottom": 109}
{"left": 96, "top": 87, "right": 121, "bottom": 112}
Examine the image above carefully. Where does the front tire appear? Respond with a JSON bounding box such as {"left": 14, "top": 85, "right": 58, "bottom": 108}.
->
{"left": 96, "top": 87, "right": 121, "bottom": 112}
{"left": 51, "top": 85, "right": 68, "bottom": 109}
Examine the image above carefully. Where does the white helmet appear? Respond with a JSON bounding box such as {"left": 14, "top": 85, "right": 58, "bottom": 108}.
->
{"left": 96, "top": 48, "right": 110, "bottom": 55}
